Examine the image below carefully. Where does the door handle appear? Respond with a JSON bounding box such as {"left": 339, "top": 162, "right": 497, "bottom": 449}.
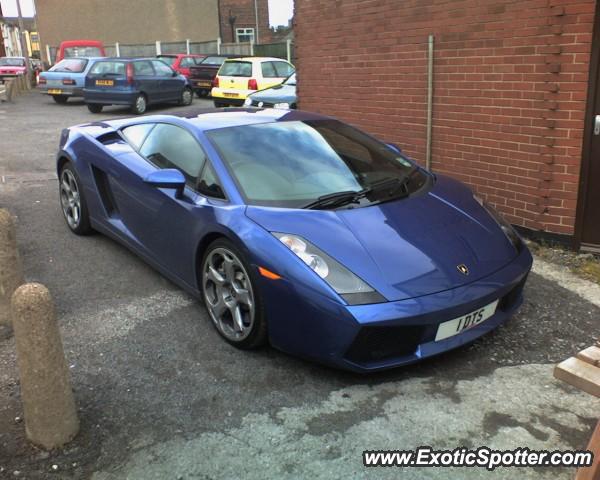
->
{"left": 595, "top": 115, "right": 600, "bottom": 136}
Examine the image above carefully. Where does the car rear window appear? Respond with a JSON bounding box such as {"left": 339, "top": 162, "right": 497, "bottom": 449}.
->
{"left": 90, "top": 61, "right": 126, "bottom": 75}
{"left": 157, "top": 55, "right": 177, "bottom": 66}
{"left": 219, "top": 61, "right": 252, "bottom": 77}
{"left": 50, "top": 58, "right": 88, "bottom": 73}
{"left": 64, "top": 46, "right": 103, "bottom": 58}
{"left": 201, "top": 56, "right": 228, "bottom": 66}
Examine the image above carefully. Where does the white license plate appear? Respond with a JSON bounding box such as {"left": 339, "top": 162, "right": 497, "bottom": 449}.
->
{"left": 435, "top": 300, "right": 499, "bottom": 341}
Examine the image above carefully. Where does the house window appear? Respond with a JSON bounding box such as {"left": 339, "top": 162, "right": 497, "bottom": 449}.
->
{"left": 236, "top": 28, "right": 255, "bottom": 43}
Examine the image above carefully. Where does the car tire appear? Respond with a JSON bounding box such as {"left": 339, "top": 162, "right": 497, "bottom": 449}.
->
{"left": 58, "top": 163, "right": 93, "bottom": 235}
{"left": 87, "top": 104, "right": 103, "bottom": 113}
{"left": 179, "top": 87, "right": 193, "bottom": 106}
{"left": 52, "top": 95, "right": 68, "bottom": 104}
{"left": 196, "top": 89, "right": 207, "bottom": 98}
{"left": 201, "top": 238, "right": 267, "bottom": 349}
{"left": 131, "top": 94, "right": 147, "bottom": 115}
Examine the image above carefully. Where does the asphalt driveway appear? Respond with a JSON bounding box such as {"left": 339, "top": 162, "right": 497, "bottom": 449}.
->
{"left": 0, "top": 93, "right": 598, "bottom": 479}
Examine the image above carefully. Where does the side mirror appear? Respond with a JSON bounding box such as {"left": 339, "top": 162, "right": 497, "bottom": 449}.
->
{"left": 144, "top": 169, "right": 185, "bottom": 198}
{"left": 387, "top": 143, "right": 402, "bottom": 153}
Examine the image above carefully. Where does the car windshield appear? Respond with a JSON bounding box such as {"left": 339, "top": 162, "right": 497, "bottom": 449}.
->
{"left": 207, "top": 120, "right": 429, "bottom": 208}
{"left": 200, "top": 56, "right": 228, "bottom": 66}
{"left": 284, "top": 73, "right": 296, "bottom": 85}
{"left": 0, "top": 57, "right": 25, "bottom": 66}
{"left": 157, "top": 55, "right": 177, "bottom": 66}
{"left": 90, "top": 61, "right": 126, "bottom": 75}
{"left": 50, "top": 58, "right": 88, "bottom": 73}
{"left": 219, "top": 61, "right": 252, "bottom": 77}
{"left": 64, "top": 46, "right": 102, "bottom": 58}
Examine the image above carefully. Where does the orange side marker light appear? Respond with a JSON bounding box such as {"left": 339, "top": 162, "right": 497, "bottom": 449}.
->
{"left": 258, "top": 266, "right": 282, "bottom": 280}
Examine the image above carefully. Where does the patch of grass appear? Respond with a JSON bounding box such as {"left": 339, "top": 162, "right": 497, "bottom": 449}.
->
{"left": 576, "top": 260, "right": 600, "bottom": 284}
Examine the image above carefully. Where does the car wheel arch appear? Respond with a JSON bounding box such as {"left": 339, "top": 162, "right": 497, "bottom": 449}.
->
{"left": 194, "top": 229, "right": 252, "bottom": 291}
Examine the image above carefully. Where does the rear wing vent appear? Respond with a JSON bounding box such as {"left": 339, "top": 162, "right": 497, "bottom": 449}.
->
{"left": 96, "top": 131, "right": 123, "bottom": 146}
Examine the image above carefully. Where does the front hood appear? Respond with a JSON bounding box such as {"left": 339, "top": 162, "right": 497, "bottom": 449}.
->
{"left": 250, "top": 84, "right": 296, "bottom": 104}
{"left": 245, "top": 175, "right": 518, "bottom": 302}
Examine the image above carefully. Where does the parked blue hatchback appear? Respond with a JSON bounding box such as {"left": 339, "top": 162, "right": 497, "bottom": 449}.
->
{"left": 38, "top": 57, "right": 102, "bottom": 104}
{"left": 83, "top": 58, "right": 194, "bottom": 115}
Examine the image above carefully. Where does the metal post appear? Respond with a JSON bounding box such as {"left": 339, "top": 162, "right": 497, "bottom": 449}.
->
{"left": 15, "top": 0, "right": 31, "bottom": 87}
{"left": 45, "top": 44, "right": 51, "bottom": 65}
{"left": 155, "top": 40, "right": 162, "bottom": 55}
{"left": 217, "top": 37, "right": 221, "bottom": 55}
{"left": 115, "top": 42, "right": 120, "bottom": 57}
{"left": 250, "top": 38, "right": 254, "bottom": 56}
{"left": 186, "top": 39, "right": 191, "bottom": 55}
{"left": 426, "top": 34, "right": 434, "bottom": 171}
{"left": 286, "top": 39, "right": 292, "bottom": 63}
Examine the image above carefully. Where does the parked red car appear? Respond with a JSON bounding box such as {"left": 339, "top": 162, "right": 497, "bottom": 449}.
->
{"left": 156, "top": 54, "right": 206, "bottom": 78}
{"left": 56, "top": 40, "right": 105, "bottom": 63}
{"left": 0, "top": 57, "right": 27, "bottom": 76}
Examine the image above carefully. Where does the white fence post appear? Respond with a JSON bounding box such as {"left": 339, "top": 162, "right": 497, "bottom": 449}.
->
{"left": 45, "top": 44, "right": 51, "bottom": 64}
{"left": 250, "top": 39, "right": 254, "bottom": 56}
{"left": 115, "top": 42, "right": 120, "bottom": 57}
{"left": 217, "top": 37, "right": 221, "bottom": 55}
{"left": 286, "top": 39, "right": 292, "bottom": 63}
{"left": 186, "top": 39, "right": 191, "bottom": 54}
{"left": 155, "top": 40, "right": 162, "bottom": 55}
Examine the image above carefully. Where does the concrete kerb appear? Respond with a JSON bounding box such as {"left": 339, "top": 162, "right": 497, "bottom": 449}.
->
{"left": 11, "top": 283, "right": 80, "bottom": 450}
{"left": 0, "top": 208, "right": 24, "bottom": 338}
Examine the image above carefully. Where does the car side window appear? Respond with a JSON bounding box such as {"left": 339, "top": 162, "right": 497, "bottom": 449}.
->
{"left": 152, "top": 60, "right": 175, "bottom": 77}
{"left": 197, "top": 162, "right": 226, "bottom": 199}
{"left": 180, "top": 57, "right": 195, "bottom": 68}
{"left": 261, "top": 61, "right": 278, "bottom": 78}
{"left": 133, "top": 61, "right": 154, "bottom": 76}
{"left": 139, "top": 124, "right": 206, "bottom": 187}
{"left": 273, "top": 62, "right": 294, "bottom": 78}
{"left": 122, "top": 123, "right": 155, "bottom": 150}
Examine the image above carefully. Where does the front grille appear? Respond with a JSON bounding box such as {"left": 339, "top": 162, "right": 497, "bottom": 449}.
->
{"left": 345, "top": 325, "right": 425, "bottom": 364}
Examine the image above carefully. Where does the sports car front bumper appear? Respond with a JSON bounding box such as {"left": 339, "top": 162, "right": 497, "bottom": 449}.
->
{"left": 262, "top": 247, "right": 533, "bottom": 373}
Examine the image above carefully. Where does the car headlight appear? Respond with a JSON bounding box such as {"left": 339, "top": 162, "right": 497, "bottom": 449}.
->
{"left": 273, "top": 102, "right": 290, "bottom": 109}
{"left": 273, "top": 233, "right": 386, "bottom": 305}
{"left": 474, "top": 194, "right": 523, "bottom": 251}
{"left": 243, "top": 97, "right": 252, "bottom": 107}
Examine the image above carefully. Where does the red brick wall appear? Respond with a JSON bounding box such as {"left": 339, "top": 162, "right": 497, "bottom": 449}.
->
{"left": 295, "top": 0, "right": 597, "bottom": 236}
{"left": 219, "top": 0, "right": 272, "bottom": 43}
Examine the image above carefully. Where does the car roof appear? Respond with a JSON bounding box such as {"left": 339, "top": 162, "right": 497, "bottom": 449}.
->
{"left": 60, "top": 40, "right": 103, "bottom": 47}
{"left": 92, "top": 108, "right": 330, "bottom": 133}
{"left": 225, "top": 57, "right": 292, "bottom": 63}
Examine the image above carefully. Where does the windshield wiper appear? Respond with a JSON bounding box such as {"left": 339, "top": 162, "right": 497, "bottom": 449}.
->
{"left": 302, "top": 168, "right": 420, "bottom": 210}
{"left": 302, "top": 188, "right": 370, "bottom": 210}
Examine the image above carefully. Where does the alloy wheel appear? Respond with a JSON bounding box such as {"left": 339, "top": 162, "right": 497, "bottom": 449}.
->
{"left": 182, "top": 89, "right": 192, "bottom": 105}
{"left": 202, "top": 247, "right": 255, "bottom": 342}
{"left": 60, "top": 169, "right": 81, "bottom": 229}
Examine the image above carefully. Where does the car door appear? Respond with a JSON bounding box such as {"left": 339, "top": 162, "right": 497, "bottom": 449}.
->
{"left": 259, "top": 61, "right": 281, "bottom": 90}
{"left": 152, "top": 60, "right": 182, "bottom": 102}
{"left": 114, "top": 122, "right": 208, "bottom": 281}
{"left": 178, "top": 56, "right": 196, "bottom": 78}
{"left": 133, "top": 60, "right": 159, "bottom": 101}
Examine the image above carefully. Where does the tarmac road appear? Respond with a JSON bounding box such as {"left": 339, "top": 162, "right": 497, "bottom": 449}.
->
{"left": 0, "top": 93, "right": 599, "bottom": 479}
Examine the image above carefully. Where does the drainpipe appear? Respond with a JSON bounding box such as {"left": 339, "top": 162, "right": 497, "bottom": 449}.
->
{"left": 254, "top": 0, "right": 260, "bottom": 44}
{"left": 426, "top": 34, "right": 434, "bottom": 171}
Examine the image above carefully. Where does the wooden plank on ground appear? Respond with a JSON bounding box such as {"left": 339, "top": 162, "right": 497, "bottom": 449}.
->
{"left": 553, "top": 357, "right": 600, "bottom": 398}
{"left": 578, "top": 346, "right": 600, "bottom": 367}
{"left": 576, "top": 420, "right": 600, "bottom": 480}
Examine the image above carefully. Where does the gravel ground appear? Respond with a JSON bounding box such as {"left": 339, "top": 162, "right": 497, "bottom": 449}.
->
{"left": 0, "top": 93, "right": 599, "bottom": 480}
